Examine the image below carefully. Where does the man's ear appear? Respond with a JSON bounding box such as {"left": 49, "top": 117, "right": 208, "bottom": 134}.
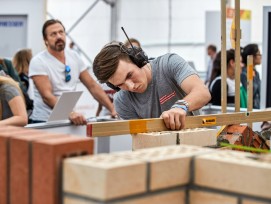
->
{"left": 44, "top": 40, "right": 48, "bottom": 47}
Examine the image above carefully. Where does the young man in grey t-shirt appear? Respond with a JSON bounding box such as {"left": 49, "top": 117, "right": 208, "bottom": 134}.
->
{"left": 93, "top": 41, "right": 211, "bottom": 130}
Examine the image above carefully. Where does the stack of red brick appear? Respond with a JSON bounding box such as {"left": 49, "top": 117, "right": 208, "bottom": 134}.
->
{"left": 0, "top": 126, "right": 94, "bottom": 204}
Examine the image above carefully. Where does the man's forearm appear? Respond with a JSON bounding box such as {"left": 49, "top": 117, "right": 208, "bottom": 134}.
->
{"left": 0, "top": 116, "right": 28, "bottom": 127}
{"left": 89, "top": 85, "right": 115, "bottom": 114}
{"left": 182, "top": 88, "right": 211, "bottom": 111}
{"left": 94, "top": 91, "right": 115, "bottom": 113}
{"left": 42, "top": 94, "right": 58, "bottom": 109}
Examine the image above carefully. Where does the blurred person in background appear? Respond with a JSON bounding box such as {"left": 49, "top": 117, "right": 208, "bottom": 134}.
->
{"left": 205, "top": 44, "right": 217, "bottom": 85}
{"left": 69, "top": 41, "right": 81, "bottom": 55}
{"left": 1, "top": 54, "right": 33, "bottom": 114}
{"left": 13, "top": 48, "right": 33, "bottom": 92}
{"left": 208, "top": 49, "right": 236, "bottom": 106}
{"left": 124, "top": 38, "right": 141, "bottom": 48}
{"left": 0, "top": 57, "right": 21, "bottom": 85}
{"left": 241, "top": 43, "right": 261, "bottom": 109}
{"left": 0, "top": 75, "right": 28, "bottom": 126}
{"left": 96, "top": 83, "right": 116, "bottom": 117}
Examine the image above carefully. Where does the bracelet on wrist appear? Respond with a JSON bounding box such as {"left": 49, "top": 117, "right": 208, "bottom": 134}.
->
{"left": 174, "top": 100, "right": 189, "bottom": 111}
{"left": 171, "top": 104, "right": 188, "bottom": 113}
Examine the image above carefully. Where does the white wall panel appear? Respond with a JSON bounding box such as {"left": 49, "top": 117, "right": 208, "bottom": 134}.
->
{"left": 46, "top": 0, "right": 270, "bottom": 73}
{"left": 0, "top": 0, "right": 46, "bottom": 57}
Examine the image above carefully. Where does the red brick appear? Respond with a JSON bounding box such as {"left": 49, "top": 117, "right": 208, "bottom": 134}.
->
{"left": 32, "top": 136, "right": 94, "bottom": 204}
{"left": 9, "top": 132, "right": 68, "bottom": 204}
{"left": 0, "top": 134, "right": 9, "bottom": 204}
{"left": 0, "top": 128, "right": 42, "bottom": 204}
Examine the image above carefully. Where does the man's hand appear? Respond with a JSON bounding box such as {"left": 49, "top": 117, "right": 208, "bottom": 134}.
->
{"left": 69, "top": 111, "right": 87, "bottom": 125}
{"left": 160, "top": 108, "right": 187, "bottom": 130}
{"left": 111, "top": 110, "right": 118, "bottom": 118}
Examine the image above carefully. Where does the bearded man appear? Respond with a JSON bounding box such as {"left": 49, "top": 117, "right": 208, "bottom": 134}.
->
{"left": 29, "top": 19, "right": 116, "bottom": 124}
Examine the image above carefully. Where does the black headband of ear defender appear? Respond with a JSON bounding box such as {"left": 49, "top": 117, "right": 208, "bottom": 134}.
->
{"left": 103, "top": 41, "right": 148, "bottom": 68}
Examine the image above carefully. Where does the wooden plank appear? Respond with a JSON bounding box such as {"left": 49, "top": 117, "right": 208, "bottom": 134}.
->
{"left": 247, "top": 55, "right": 254, "bottom": 127}
{"left": 221, "top": 0, "right": 227, "bottom": 113}
{"left": 235, "top": 0, "right": 241, "bottom": 112}
{"left": 87, "top": 110, "right": 271, "bottom": 137}
{"left": 87, "top": 118, "right": 167, "bottom": 137}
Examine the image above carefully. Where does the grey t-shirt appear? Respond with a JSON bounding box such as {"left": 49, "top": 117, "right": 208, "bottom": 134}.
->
{"left": 114, "top": 53, "right": 199, "bottom": 119}
{"left": 0, "top": 83, "right": 20, "bottom": 119}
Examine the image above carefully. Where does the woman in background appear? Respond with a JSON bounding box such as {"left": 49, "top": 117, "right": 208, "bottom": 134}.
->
{"left": 0, "top": 76, "right": 28, "bottom": 126}
{"left": 12, "top": 49, "right": 34, "bottom": 114}
{"left": 208, "top": 49, "right": 236, "bottom": 106}
{"left": 241, "top": 43, "right": 261, "bottom": 109}
{"left": 12, "top": 49, "right": 33, "bottom": 91}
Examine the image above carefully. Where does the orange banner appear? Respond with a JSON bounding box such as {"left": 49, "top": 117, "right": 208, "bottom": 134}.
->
{"left": 226, "top": 8, "right": 251, "bottom": 20}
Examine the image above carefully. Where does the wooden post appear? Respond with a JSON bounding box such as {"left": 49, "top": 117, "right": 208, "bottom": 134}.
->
{"left": 247, "top": 55, "right": 253, "bottom": 127}
{"left": 221, "top": 0, "right": 227, "bottom": 113}
{"left": 234, "top": 0, "right": 241, "bottom": 112}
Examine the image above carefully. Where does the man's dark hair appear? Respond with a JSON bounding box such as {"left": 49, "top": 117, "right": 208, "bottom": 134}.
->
{"left": 207, "top": 44, "right": 217, "bottom": 53}
{"left": 42, "top": 19, "right": 65, "bottom": 40}
{"left": 241, "top": 43, "right": 259, "bottom": 66}
{"left": 93, "top": 42, "right": 131, "bottom": 83}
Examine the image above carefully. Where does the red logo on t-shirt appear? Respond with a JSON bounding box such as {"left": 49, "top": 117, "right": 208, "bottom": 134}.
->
{"left": 159, "top": 91, "right": 176, "bottom": 104}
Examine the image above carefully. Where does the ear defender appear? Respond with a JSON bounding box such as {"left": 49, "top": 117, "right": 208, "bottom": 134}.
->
{"left": 120, "top": 26, "right": 149, "bottom": 68}
{"left": 126, "top": 46, "right": 149, "bottom": 68}
{"left": 103, "top": 41, "right": 149, "bottom": 68}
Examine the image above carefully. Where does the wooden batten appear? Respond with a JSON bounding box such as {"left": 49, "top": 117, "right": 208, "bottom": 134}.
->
{"left": 234, "top": 0, "right": 241, "bottom": 112}
{"left": 87, "top": 110, "right": 271, "bottom": 137}
{"left": 221, "top": 0, "right": 227, "bottom": 113}
{"left": 247, "top": 55, "right": 254, "bottom": 127}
